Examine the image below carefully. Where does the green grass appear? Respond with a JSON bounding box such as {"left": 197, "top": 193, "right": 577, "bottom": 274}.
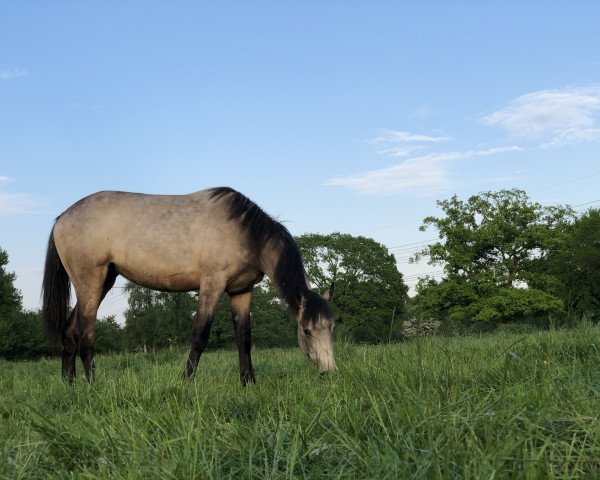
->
{"left": 2, "top": 324, "right": 600, "bottom": 479}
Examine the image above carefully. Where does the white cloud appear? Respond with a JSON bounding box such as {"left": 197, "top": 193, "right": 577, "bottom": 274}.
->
{"left": 0, "top": 67, "right": 28, "bottom": 80}
{"left": 370, "top": 129, "right": 450, "bottom": 145}
{"left": 483, "top": 86, "right": 600, "bottom": 147}
{"left": 0, "top": 176, "right": 14, "bottom": 182}
{"left": 368, "top": 129, "right": 451, "bottom": 158}
{"left": 327, "top": 155, "right": 449, "bottom": 196}
{"left": 375, "top": 145, "right": 424, "bottom": 157}
{"left": 326, "top": 146, "right": 522, "bottom": 195}
{"left": 0, "top": 192, "right": 39, "bottom": 215}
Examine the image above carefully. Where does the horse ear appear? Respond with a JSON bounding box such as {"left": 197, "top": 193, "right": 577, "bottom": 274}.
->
{"left": 322, "top": 282, "right": 335, "bottom": 302}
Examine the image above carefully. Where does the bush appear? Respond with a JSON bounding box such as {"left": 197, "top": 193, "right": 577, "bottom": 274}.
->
{"left": 401, "top": 317, "right": 441, "bottom": 339}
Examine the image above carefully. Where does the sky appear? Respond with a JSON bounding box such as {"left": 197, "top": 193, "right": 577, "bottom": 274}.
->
{"left": 1, "top": 1, "right": 600, "bottom": 322}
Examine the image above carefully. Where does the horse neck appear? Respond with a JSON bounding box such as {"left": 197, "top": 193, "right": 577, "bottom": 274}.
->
{"left": 259, "top": 237, "right": 309, "bottom": 314}
{"left": 258, "top": 241, "right": 279, "bottom": 279}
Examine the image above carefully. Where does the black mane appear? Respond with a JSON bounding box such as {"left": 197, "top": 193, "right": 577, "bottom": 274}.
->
{"left": 210, "top": 187, "right": 330, "bottom": 322}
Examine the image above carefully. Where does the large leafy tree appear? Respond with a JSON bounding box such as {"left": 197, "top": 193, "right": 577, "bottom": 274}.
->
{"left": 296, "top": 233, "right": 408, "bottom": 342}
{"left": 540, "top": 208, "right": 600, "bottom": 320}
{"left": 0, "top": 248, "right": 48, "bottom": 359}
{"left": 413, "top": 189, "right": 573, "bottom": 323}
{"left": 0, "top": 248, "right": 22, "bottom": 319}
{"left": 0, "top": 247, "right": 23, "bottom": 358}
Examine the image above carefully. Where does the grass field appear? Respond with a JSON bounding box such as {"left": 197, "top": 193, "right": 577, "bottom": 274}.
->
{"left": 2, "top": 324, "right": 600, "bottom": 479}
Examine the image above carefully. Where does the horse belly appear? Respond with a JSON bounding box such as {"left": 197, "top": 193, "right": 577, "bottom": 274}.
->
{"left": 114, "top": 263, "right": 200, "bottom": 292}
{"left": 111, "top": 236, "right": 202, "bottom": 291}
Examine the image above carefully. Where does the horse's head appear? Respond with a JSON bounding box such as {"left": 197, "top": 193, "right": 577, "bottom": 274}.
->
{"left": 297, "top": 284, "right": 337, "bottom": 374}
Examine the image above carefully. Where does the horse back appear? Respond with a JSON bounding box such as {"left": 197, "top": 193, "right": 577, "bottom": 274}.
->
{"left": 52, "top": 190, "right": 261, "bottom": 291}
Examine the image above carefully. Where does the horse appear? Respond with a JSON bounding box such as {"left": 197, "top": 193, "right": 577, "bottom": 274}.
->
{"left": 42, "top": 187, "right": 337, "bottom": 384}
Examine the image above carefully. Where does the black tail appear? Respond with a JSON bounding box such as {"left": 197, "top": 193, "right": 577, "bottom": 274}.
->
{"left": 42, "top": 228, "right": 71, "bottom": 341}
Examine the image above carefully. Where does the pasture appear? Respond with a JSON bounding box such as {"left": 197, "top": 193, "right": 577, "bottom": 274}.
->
{"left": 2, "top": 324, "right": 600, "bottom": 479}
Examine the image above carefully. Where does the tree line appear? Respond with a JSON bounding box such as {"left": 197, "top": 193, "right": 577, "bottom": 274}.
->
{"left": 412, "top": 189, "right": 599, "bottom": 330}
{"left": 1, "top": 188, "right": 599, "bottom": 360}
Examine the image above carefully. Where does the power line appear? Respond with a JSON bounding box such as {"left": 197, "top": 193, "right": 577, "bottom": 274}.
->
{"left": 360, "top": 167, "right": 600, "bottom": 234}
{"left": 388, "top": 199, "right": 600, "bottom": 255}
{"left": 572, "top": 199, "right": 600, "bottom": 209}
{"left": 402, "top": 270, "right": 445, "bottom": 280}
{"left": 361, "top": 218, "right": 422, "bottom": 234}
{"left": 532, "top": 170, "right": 600, "bottom": 193}
{"left": 388, "top": 238, "right": 437, "bottom": 250}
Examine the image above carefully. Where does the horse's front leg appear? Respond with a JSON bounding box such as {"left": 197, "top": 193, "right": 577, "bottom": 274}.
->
{"left": 184, "top": 286, "right": 223, "bottom": 378}
{"left": 230, "top": 291, "right": 255, "bottom": 386}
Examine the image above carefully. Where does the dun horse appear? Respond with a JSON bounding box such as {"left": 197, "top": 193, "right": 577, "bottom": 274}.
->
{"left": 42, "top": 187, "right": 336, "bottom": 384}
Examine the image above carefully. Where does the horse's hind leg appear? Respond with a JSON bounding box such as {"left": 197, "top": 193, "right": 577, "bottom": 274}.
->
{"left": 74, "top": 265, "right": 117, "bottom": 381}
{"left": 62, "top": 305, "right": 79, "bottom": 381}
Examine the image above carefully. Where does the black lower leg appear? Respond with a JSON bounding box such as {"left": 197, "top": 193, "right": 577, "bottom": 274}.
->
{"left": 61, "top": 334, "right": 78, "bottom": 382}
{"left": 184, "top": 317, "right": 213, "bottom": 378}
{"left": 79, "top": 338, "right": 95, "bottom": 382}
{"left": 235, "top": 319, "right": 255, "bottom": 386}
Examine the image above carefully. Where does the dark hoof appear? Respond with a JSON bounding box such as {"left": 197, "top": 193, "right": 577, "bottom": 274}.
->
{"left": 182, "top": 370, "right": 195, "bottom": 380}
{"left": 241, "top": 373, "right": 256, "bottom": 386}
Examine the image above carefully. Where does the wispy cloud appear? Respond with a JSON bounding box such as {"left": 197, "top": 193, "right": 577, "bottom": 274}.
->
{"left": 0, "top": 193, "right": 40, "bottom": 215}
{"left": 370, "top": 129, "right": 450, "bottom": 145}
{"left": 368, "top": 129, "right": 451, "bottom": 157}
{"left": 0, "top": 176, "right": 15, "bottom": 182}
{"left": 375, "top": 145, "right": 424, "bottom": 158}
{"left": 326, "top": 146, "right": 522, "bottom": 195}
{"left": 0, "top": 67, "right": 28, "bottom": 80}
{"left": 483, "top": 86, "right": 600, "bottom": 147}
{"left": 332, "top": 85, "right": 597, "bottom": 197}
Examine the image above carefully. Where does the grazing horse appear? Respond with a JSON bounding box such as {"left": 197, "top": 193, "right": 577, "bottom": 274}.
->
{"left": 42, "top": 187, "right": 336, "bottom": 384}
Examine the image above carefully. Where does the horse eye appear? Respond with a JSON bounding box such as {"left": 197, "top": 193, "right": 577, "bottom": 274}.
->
{"left": 303, "top": 328, "right": 312, "bottom": 336}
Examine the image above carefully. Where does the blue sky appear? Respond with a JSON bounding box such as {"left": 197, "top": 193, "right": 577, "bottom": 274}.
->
{"left": 2, "top": 2, "right": 600, "bottom": 320}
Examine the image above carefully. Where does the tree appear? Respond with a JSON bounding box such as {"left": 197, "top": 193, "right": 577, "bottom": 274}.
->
{"left": 123, "top": 283, "right": 158, "bottom": 350}
{"left": 0, "top": 247, "right": 22, "bottom": 320}
{"left": 0, "top": 309, "right": 49, "bottom": 359}
{"left": 95, "top": 315, "right": 126, "bottom": 353}
{"left": 541, "top": 208, "right": 600, "bottom": 320}
{"left": 0, "top": 248, "right": 50, "bottom": 359}
{"left": 124, "top": 282, "right": 238, "bottom": 351}
{"left": 124, "top": 283, "right": 197, "bottom": 350}
{"left": 296, "top": 233, "right": 408, "bottom": 343}
{"left": 413, "top": 189, "right": 573, "bottom": 323}
{"left": 250, "top": 280, "right": 297, "bottom": 348}
{"left": 123, "top": 279, "right": 296, "bottom": 351}
{"left": 0, "top": 248, "right": 25, "bottom": 358}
